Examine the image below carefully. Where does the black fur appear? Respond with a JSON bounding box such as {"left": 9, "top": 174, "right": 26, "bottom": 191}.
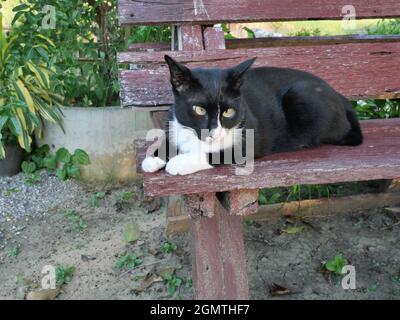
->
{"left": 163, "top": 55, "right": 363, "bottom": 163}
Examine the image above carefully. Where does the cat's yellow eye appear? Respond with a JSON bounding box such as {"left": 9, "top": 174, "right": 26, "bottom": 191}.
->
{"left": 223, "top": 108, "right": 236, "bottom": 118}
{"left": 193, "top": 106, "right": 206, "bottom": 116}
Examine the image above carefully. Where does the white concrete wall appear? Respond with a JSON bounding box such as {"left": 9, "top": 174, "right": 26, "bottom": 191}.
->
{"left": 38, "top": 107, "right": 154, "bottom": 182}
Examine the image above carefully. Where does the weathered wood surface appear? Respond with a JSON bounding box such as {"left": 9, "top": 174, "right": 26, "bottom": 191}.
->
{"left": 128, "top": 42, "right": 171, "bottom": 52}
{"left": 191, "top": 200, "right": 249, "bottom": 299}
{"left": 184, "top": 193, "right": 216, "bottom": 218}
{"left": 118, "top": 42, "right": 400, "bottom": 106}
{"left": 126, "top": 35, "right": 400, "bottom": 53}
{"left": 204, "top": 26, "right": 226, "bottom": 50}
{"left": 135, "top": 118, "right": 400, "bottom": 197}
{"left": 118, "top": 0, "right": 400, "bottom": 25}
{"left": 226, "top": 35, "right": 400, "bottom": 49}
{"left": 217, "top": 189, "right": 259, "bottom": 216}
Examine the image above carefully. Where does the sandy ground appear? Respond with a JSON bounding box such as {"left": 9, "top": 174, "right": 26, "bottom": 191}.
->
{"left": 0, "top": 178, "right": 399, "bottom": 300}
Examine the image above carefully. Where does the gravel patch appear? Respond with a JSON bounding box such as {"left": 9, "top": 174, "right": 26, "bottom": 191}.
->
{"left": 0, "top": 170, "right": 84, "bottom": 224}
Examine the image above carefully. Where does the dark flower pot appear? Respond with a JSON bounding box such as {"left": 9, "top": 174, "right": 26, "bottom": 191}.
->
{"left": 0, "top": 144, "right": 23, "bottom": 177}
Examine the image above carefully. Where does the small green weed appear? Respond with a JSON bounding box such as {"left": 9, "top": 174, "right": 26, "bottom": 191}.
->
{"left": 56, "top": 265, "right": 75, "bottom": 286}
{"left": 3, "top": 188, "right": 20, "bottom": 196}
{"left": 116, "top": 252, "right": 143, "bottom": 269}
{"left": 324, "top": 255, "right": 348, "bottom": 275}
{"left": 89, "top": 191, "right": 106, "bottom": 207}
{"left": 163, "top": 271, "right": 183, "bottom": 297}
{"left": 65, "top": 209, "right": 87, "bottom": 231}
{"left": 8, "top": 245, "right": 20, "bottom": 258}
{"left": 160, "top": 242, "right": 178, "bottom": 254}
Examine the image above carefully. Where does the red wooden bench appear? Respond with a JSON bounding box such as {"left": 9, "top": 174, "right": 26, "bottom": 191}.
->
{"left": 117, "top": 1, "right": 400, "bottom": 299}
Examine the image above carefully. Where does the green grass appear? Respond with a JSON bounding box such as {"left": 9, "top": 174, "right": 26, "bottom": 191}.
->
{"left": 367, "top": 19, "right": 400, "bottom": 35}
{"left": 259, "top": 180, "right": 385, "bottom": 205}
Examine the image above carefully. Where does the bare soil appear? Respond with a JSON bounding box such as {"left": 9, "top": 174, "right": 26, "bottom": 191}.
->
{"left": 0, "top": 180, "right": 399, "bottom": 300}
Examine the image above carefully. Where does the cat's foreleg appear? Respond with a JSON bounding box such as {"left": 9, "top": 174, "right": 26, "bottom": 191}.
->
{"left": 165, "top": 152, "right": 212, "bottom": 175}
{"left": 142, "top": 156, "right": 166, "bottom": 173}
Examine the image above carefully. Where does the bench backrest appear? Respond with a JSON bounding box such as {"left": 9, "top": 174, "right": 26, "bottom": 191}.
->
{"left": 117, "top": 1, "right": 400, "bottom": 108}
{"left": 118, "top": 0, "right": 400, "bottom": 25}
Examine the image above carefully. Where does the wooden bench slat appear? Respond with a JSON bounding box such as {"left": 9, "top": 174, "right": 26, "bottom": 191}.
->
{"left": 226, "top": 35, "right": 400, "bottom": 49}
{"left": 118, "top": 42, "right": 400, "bottom": 106}
{"left": 126, "top": 35, "right": 400, "bottom": 53}
{"left": 118, "top": 0, "right": 400, "bottom": 25}
{"left": 135, "top": 119, "right": 400, "bottom": 197}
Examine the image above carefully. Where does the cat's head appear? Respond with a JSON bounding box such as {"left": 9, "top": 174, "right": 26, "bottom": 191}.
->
{"left": 165, "top": 55, "right": 256, "bottom": 149}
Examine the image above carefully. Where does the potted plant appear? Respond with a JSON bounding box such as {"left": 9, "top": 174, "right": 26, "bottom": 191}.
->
{"left": 9, "top": 1, "right": 169, "bottom": 181}
{"left": 0, "top": 13, "right": 63, "bottom": 176}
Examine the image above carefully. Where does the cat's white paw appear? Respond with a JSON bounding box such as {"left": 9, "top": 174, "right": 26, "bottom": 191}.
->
{"left": 142, "top": 156, "right": 166, "bottom": 173}
{"left": 166, "top": 154, "right": 212, "bottom": 175}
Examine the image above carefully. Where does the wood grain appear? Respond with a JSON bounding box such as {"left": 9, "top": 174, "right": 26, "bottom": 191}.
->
{"left": 118, "top": 0, "right": 400, "bottom": 25}
{"left": 136, "top": 119, "right": 400, "bottom": 197}
{"left": 190, "top": 200, "right": 249, "bottom": 299}
{"left": 118, "top": 42, "right": 400, "bottom": 106}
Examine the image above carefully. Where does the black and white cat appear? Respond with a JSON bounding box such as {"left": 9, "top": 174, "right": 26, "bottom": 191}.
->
{"left": 142, "top": 55, "right": 363, "bottom": 175}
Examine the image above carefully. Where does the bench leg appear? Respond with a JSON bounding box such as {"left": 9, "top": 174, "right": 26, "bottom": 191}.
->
{"left": 190, "top": 200, "right": 249, "bottom": 300}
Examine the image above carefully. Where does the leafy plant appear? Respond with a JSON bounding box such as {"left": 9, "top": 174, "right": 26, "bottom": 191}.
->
{"left": 160, "top": 242, "right": 178, "bottom": 254}
{"left": 0, "top": 13, "right": 63, "bottom": 158}
{"left": 367, "top": 19, "right": 400, "bottom": 35}
{"left": 291, "top": 27, "right": 321, "bottom": 36}
{"left": 128, "top": 26, "right": 171, "bottom": 44}
{"left": 56, "top": 265, "right": 75, "bottom": 286}
{"left": 65, "top": 209, "right": 87, "bottom": 231}
{"left": 163, "top": 271, "right": 183, "bottom": 297}
{"left": 12, "top": 0, "right": 126, "bottom": 107}
{"left": 354, "top": 99, "right": 400, "bottom": 120}
{"left": 2, "top": 188, "right": 20, "bottom": 197}
{"left": 8, "top": 245, "right": 20, "bottom": 258}
{"left": 21, "top": 145, "right": 90, "bottom": 182}
{"left": 90, "top": 191, "right": 106, "bottom": 207}
{"left": 56, "top": 148, "right": 90, "bottom": 181}
{"left": 116, "top": 252, "right": 143, "bottom": 269}
{"left": 324, "top": 255, "right": 348, "bottom": 275}
{"left": 121, "top": 191, "right": 133, "bottom": 202}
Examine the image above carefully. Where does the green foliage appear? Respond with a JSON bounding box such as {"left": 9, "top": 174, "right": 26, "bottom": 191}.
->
{"left": 163, "top": 271, "right": 183, "bottom": 297}
{"left": 22, "top": 145, "right": 90, "bottom": 182}
{"left": 367, "top": 19, "right": 400, "bottom": 35}
{"left": 8, "top": 245, "right": 20, "bottom": 258}
{"left": 128, "top": 26, "right": 171, "bottom": 44}
{"left": 56, "top": 265, "right": 75, "bottom": 286}
{"left": 89, "top": 191, "right": 106, "bottom": 207}
{"left": 160, "top": 242, "right": 178, "bottom": 254}
{"left": 242, "top": 26, "right": 255, "bottom": 39}
{"left": 2, "top": 188, "right": 20, "bottom": 197}
{"left": 121, "top": 191, "right": 133, "bottom": 202}
{"left": 221, "top": 23, "right": 236, "bottom": 40}
{"left": 65, "top": 209, "right": 87, "bottom": 231}
{"left": 0, "top": 12, "right": 63, "bottom": 158}
{"left": 291, "top": 27, "right": 321, "bottom": 36}
{"left": 354, "top": 99, "right": 400, "bottom": 120}
{"left": 324, "top": 255, "right": 348, "bottom": 275}
{"left": 11, "top": 0, "right": 125, "bottom": 107}
{"left": 116, "top": 252, "right": 143, "bottom": 269}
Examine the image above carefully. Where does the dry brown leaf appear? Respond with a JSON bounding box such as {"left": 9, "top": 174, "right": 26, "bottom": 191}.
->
{"left": 26, "top": 288, "right": 60, "bottom": 300}
{"left": 269, "top": 283, "right": 291, "bottom": 296}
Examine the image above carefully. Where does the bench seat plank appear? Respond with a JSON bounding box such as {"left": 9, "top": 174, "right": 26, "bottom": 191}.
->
{"left": 135, "top": 118, "right": 400, "bottom": 197}
{"left": 118, "top": 0, "right": 400, "bottom": 25}
{"left": 118, "top": 42, "right": 400, "bottom": 106}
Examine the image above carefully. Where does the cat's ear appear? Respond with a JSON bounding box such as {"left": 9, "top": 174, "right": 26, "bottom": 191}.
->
{"left": 228, "top": 57, "right": 256, "bottom": 90}
{"left": 165, "top": 55, "right": 199, "bottom": 94}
